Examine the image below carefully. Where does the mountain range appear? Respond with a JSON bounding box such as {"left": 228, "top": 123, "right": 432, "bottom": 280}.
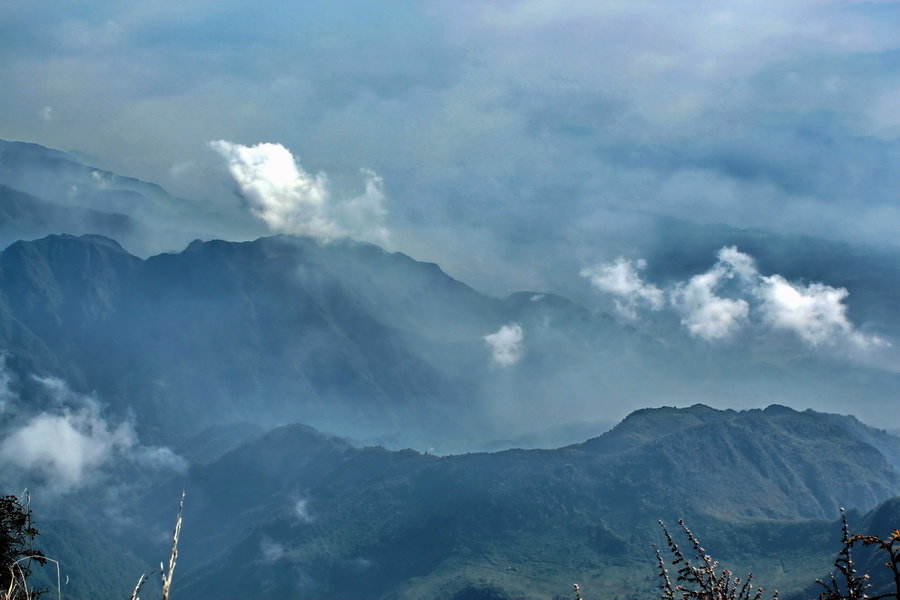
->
{"left": 1, "top": 138, "right": 899, "bottom": 599}
{"left": 1, "top": 231, "right": 900, "bottom": 454}
{"left": 26, "top": 404, "right": 900, "bottom": 600}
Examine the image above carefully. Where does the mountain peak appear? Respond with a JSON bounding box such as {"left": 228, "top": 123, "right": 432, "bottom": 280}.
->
{"left": 28, "top": 233, "right": 130, "bottom": 254}
{"left": 763, "top": 404, "right": 798, "bottom": 416}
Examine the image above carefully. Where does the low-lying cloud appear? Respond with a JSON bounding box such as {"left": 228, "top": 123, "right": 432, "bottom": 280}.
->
{"left": 0, "top": 400, "right": 133, "bottom": 490}
{"left": 209, "top": 140, "right": 389, "bottom": 245}
{"left": 756, "top": 274, "right": 875, "bottom": 348}
{"left": 259, "top": 536, "right": 288, "bottom": 563}
{"left": 484, "top": 323, "right": 525, "bottom": 367}
{"left": 583, "top": 247, "right": 885, "bottom": 350}
{"left": 294, "top": 498, "right": 314, "bottom": 523}
{"left": 0, "top": 373, "right": 187, "bottom": 493}
{"left": 670, "top": 247, "right": 755, "bottom": 341}
{"left": 579, "top": 258, "right": 664, "bottom": 320}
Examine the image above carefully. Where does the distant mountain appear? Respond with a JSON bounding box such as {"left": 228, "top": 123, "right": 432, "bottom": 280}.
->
{"left": 3, "top": 138, "right": 900, "bottom": 438}
{"left": 1, "top": 233, "right": 900, "bottom": 452}
{"left": 0, "top": 233, "right": 484, "bottom": 446}
{"left": 107, "top": 404, "right": 898, "bottom": 600}
{"left": 0, "top": 184, "right": 135, "bottom": 248}
{"left": 0, "top": 139, "right": 243, "bottom": 255}
{"left": 0, "top": 231, "right": 659, "bottom": 449}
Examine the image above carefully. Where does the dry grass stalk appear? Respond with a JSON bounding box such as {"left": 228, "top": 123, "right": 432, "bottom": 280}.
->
{"left": 128, "top": 492, "right": 185, "bottom": 600}
{"left": 128, "top": 573, "right": 149, "bottom": 600}
{"left": 2, "top": 555, "right": 54, "bottom": 600}
{"left": 3, "top": 564, "right": 25, "bottom": 600}
{"left": 160, "top": 492, "right": 185, "bottom": 600}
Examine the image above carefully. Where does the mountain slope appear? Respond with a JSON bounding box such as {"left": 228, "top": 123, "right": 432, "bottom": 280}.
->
{"left": 0, "top": 184, "right": 135, "bottom": 248}
{"left": 110, "top": 404, "right": 900, "bottom": 600}
{"left": 0, "top": 139, "right": 241, "bottom": 255}
{"left": 0, "top": 234, "right": 486, "bottom": 445}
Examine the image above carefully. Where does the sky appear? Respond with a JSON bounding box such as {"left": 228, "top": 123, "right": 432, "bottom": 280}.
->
{"left": 0, "top": 0, "right": 899, "bottom": 295}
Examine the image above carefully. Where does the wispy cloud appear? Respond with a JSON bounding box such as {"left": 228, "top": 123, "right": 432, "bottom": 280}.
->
{"left": 484, "top": 323, "right": 525, "bottom": 367}
{"left": 0, "top": 373, "right": 187, "bottom": 494}
{"left": 259, "top": 536, "right": 288, "bottom": 563}
{"left": 210, "top": 140, "right": 389, "bottom": 244}
{"left": 294, "top": 498, "right": 314, "bottom": 523}
{"left": 0, "top": 397, "right": 133, "bottom": 491}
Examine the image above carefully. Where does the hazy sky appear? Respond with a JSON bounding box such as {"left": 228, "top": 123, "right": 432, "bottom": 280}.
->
{"left": 1, "top": 0, "right": 898, "bottom": 292}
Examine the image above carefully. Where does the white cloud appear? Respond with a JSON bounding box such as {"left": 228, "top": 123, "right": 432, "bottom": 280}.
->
{"left": 131, "top": 445, "right": 189, "bottom": 473}
{"left": 583, "top": 246, "right": 886, "bottom": 349}
{"left": 671, "top": 268, "right": 749, "bottom": 341}
{"left": 0, "top": 375, "right": 187, "bottom": 492}
{"left": 0, "top": 401, "right": 134, "bottom": 491}
{"left": 669, "top": 246, "right": 753, "bottom": 341}
{"left": 579, "top": 257, "right": 664, "bottom": 319}
{"left": 209, "top": 140, "right": 389, "bottom": 244}
{"left": 484, "top": 323, "right": 525, "bottom": 366}
{"left": 716, "top": 246, "right": 758, "bottom": 281}
{"left": 756, "top": 275, "right": 883, "bottom": 348}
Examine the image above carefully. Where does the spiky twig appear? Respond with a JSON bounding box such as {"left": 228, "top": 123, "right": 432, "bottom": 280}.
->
{"left": 818, "top": 509, "right": 871, "bottom": 600}
{"left": 853, "top": 528, "right": 900, "bottom": 600}
{"left": 655, "top": 520, "right": 777, "bottom": 600}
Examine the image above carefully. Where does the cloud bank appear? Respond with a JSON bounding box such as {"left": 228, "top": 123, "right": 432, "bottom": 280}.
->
{"left": 484, "top": 323, "right": 525, "bottom": 367}
{"left": 584, "top": 247, "right": 885, "bottom": 349}
{"left": 210, "top": 140, "right": 388, "bottom": 245}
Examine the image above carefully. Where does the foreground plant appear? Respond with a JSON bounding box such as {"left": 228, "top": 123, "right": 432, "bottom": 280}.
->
{"left": 653, "top": 519, "right": 777, "bottom": 600}
{"left": 0, "top": 494, "right": 46, "bottom": 600}
{"left": 817, "top": 509, "right": 900, "bottom": 600}
{"left": 129, "top": 492, "right": 184, "bottom": 600}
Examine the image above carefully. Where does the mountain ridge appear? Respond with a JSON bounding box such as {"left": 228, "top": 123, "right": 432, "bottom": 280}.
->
{"left": 118, "top": 404, "right": 900, "bottom": 600}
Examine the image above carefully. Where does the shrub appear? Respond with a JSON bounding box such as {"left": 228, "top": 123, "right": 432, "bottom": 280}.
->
{"left": 0, "top": 494, "right": 46, "bottom": 600}
{"left": 816, "top": 509, "right": 900, "bottom": 600}
{"left": 572, "top": 512, "right": 900, "bottom": 600}
{"left": 652, "top": 520, "right": 777, "bottom": 600}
